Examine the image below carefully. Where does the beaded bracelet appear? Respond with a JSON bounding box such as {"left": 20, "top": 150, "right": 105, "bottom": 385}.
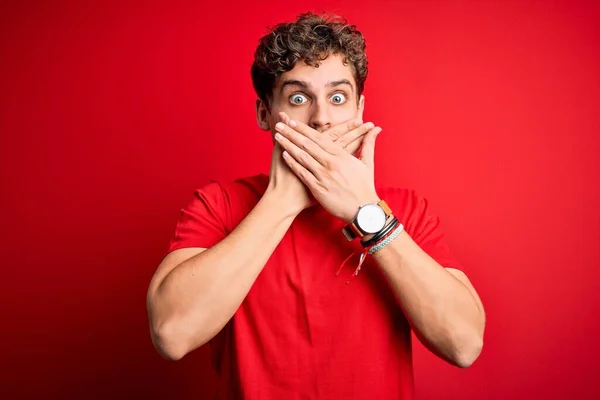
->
{"left": 368, "top": 223, "right": 404, "bottom": 254}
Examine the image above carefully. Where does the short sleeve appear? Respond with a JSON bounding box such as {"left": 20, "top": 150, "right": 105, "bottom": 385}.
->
{"left": 167, "top": 181, "right": 230, "bottom": 254}
{"left": 409, "top": 194, "right": 463, "bottom": 271}
{"left": 380, "top": 187, "right": 464, "bottom": 272}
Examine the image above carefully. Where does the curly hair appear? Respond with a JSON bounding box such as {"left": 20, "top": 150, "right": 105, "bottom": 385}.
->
{"left": 251, "top": 12, "right": 368, "bottom": 106}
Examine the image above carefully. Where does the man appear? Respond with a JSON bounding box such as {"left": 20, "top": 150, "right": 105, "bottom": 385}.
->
{"left": 146, "top": 11, "right": 485, "bottom": 399}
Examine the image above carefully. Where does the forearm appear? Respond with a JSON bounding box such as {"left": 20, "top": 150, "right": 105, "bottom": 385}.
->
{"left": 149, "top": 189, "right": 296, "bottom": 359}
{"left": 270, "top": 111, "right": 484, "bottom": 365}
{"left": 370, "top": 230, "right": 485, "bottom": 367}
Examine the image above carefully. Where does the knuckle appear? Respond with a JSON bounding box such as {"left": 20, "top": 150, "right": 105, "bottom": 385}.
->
{"left": 314, "top": 135, "right": 326, "bottom": 147}
{"left": 298, "top": 137, "right": 309, "bottom": 150}
{"left": 314, "top": 180, "right": 327, "bottom": 194}
{"left": 300, "top": 168, "right": 313, "bottom": 183}
{"left": 299, "top": 150, "right": 310, "bottom": 163}
{"left": 328, "top": 129, "right": 341, "bottom": 140}
{"left": 324, "top": 158, "right": 338, "bottom": 171}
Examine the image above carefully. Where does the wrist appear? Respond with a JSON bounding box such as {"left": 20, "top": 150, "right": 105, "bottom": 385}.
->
{"left": 360, "top": 214, "right": 395, "bottom": 244}
{"left": 262, "top": 186, "right": 303, "bottom": 220}
{"left": 342, "top": 194, "right": 381, "bottom": 224}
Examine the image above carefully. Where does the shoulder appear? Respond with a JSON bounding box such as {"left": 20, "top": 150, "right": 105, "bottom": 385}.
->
{"left": 189, "top": 173, "right": 269, "bottom": 230}
{"left": 167, "top": 173, "right": 269, "bottom": 252}
{"left": 191, "top": 173, "right": 268, "bottom": 205}
{"left": 376, "top": 185, "right": 430, "bottom": 215}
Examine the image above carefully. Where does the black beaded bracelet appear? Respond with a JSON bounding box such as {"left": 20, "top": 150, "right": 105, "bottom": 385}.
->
{"left": 361, "top": 217, "right": 399, "bottom": 248}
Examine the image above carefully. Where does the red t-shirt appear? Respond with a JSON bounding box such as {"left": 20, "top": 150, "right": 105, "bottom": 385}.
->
{"left": 168, "top": 173, "right": 463, "bottom": 399}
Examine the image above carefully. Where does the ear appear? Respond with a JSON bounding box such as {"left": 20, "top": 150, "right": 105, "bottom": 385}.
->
{"left": 356, "top": 95, "right": 365, "bottom": 120}
{"left": 256, "top": 99, "right": 271, "bottom": 131}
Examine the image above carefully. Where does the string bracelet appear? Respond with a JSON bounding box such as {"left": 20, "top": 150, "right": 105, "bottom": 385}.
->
{"left": 336, "top": 220, "right": 404, "bottom": 284}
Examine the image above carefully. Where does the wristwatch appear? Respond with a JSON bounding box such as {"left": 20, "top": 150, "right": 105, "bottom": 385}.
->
{"left": 342, "top": 200, "right": 393, "bottom": 241}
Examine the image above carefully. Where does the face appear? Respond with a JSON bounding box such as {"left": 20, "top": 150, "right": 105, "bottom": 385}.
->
{"left": 256, "top": 53, "right": 364, "bottom": 135}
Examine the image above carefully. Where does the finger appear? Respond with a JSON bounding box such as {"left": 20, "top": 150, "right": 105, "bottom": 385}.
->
{"left": 359, "top": 127, "right": 382, "bottom": 169}
{"left": 326, "top": 118, "right": 363, "bottom": 142}
{"left": 274, "top": 130, "right": 324, "bottom": 178}
{"left": 278, "top": 112, "right": 317, "bottom": 138}
{"left": 278, "top": 111, "right": 291, "bottom": 125}
{"left": 286, "top": 118, "right": 341, "bottom": 155}
{"left": 274, "top": 120, "right": 336, "bottom": 164}
{"left": 344, "top": 134, "right": 366, "bottom": 156}
{"left": 281, "top": 149, "right": 319, "bottom": 189}
{"left": 278, "top": 111, "right": 322, "bottom": 156}
{"left": 335, "top": 122, "right": 375, "bottom": 150}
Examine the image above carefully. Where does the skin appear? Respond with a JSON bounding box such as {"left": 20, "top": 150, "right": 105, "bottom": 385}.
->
{"left": 256, "top": 54, "right": 381, "bottom": 215}
{"left": 146, "top": 54, "right": 376, "bottom": 361}
{"left": 147, "top": 53, "right": 485, "bottom": 368}
{"left": 271, "top": 54, "right": 485, "bottom": 368}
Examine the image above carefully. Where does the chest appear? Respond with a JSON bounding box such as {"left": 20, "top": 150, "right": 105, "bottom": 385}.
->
{"left": 244, "top": 209, "right": 398, "bottom": 323}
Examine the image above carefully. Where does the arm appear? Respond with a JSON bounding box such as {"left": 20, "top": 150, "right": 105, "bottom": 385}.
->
{"left": 366, "top": 228, "right": 485, "bottom": 368}
{"left": 272, "top": 117, "right": 485, "bottom": 368}
{"left": 147, "top": 114, "right": 373, "bottom": 360}
{"left": 146, "top": 189, "right": 295, "bottom": 360}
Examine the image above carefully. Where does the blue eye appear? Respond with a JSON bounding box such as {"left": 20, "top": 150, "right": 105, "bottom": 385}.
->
{"left": 331, "top": 93, "right": 347, "bottom": 104}
{"left": 290, "top": 94, "right": 308, "bottom": 105}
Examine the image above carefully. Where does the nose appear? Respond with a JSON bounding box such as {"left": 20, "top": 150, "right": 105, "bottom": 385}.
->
{"left": 308, "top": 102, "right": 331, "bottom": 132}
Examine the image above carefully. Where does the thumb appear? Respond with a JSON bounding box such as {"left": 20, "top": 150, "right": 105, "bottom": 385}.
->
{"left": 360, "top": 127, "right": 382, "bottom": 168}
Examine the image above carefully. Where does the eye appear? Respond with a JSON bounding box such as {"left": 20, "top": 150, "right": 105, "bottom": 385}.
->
{"left": 330, "top": 92, "right": 347, "bottom": 104}
{"left": 290, "top": 93, "right": 308, "bottom": 105}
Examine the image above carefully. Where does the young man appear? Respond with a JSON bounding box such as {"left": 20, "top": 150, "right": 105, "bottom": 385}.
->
{"left": 147, "top": 12, "right": 485, "bottom": 399}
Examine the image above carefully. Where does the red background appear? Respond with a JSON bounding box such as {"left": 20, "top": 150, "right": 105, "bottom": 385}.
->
{"left": 1, "top": 0, "right": 599, "bottom": 398}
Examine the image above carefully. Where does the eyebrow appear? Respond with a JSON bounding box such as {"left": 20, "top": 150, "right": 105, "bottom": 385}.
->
{"left": 280, "top": 79, "right": 354, "bottom": 94}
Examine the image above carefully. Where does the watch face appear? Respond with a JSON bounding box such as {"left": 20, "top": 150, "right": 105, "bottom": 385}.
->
{"left": 356, "top": 204, "right": 387, "bottom": 233}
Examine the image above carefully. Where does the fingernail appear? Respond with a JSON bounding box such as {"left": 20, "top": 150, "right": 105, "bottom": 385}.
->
{"left": 366, "top": 122, "right": 375, "bottom": 130}
{"left": 275, "top": 122, "right": 284, "bottom": 131}
{"left": 355, "top": 118, "right": 363, "bottom": 126}
{"left": 290, "top": 120, "right": 297, "bottom": 127}
{"left": 274, "top": 132, "right": 283, "bottom": 141}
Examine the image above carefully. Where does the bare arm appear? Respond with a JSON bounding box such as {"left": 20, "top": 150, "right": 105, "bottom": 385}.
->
{"left": 272, "top": 116, "right": 485, "bottom": 368}
{"left": 368, "top": 229, "right": 485, "bottom": 368}
{"left": 147, "top": 115, "right": 371, "bottom": 360}
{"left": 146, "top": 189, "right": 295, "bottom": 360}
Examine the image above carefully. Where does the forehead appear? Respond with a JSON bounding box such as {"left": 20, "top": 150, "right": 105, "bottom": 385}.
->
{"left": 275, "top": 53, "right": 356, "bottom": 91}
